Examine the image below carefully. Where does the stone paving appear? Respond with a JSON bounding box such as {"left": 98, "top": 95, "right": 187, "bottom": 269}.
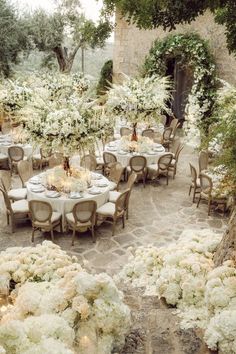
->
{"left": 0, "top": 144, "right": 227, "bottom": 276}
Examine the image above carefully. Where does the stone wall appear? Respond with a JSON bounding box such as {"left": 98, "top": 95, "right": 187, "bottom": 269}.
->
{"left": 113, "top": 10, "right": 236, "bottom": 84}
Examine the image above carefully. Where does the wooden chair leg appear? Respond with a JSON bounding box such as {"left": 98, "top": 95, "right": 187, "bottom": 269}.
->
{"left": 72, "top": 228, "right": 76, "bottom": 246}
{"left": 60, "top": 218, "right": 63, "bottom": 233}
{"left": 112, "top": 219, "right": 116, "bottom": 236}
{"left": 91, "top": 226, "right": 95, "bottom": 243}
{"left": 197, "top": 195, "right": 201, "bottom": 208}
{"left": 122, "top": 214, "right": 125, "bottom": 228}
{"left": 31, "top": 227, "right": 35, "bottom": 243}
{"left": 50, "top": 229, "right": 54, "bottom": 241}
{"left": 11, "top": 218, "right": 15, "bottom": 233}
{"left": 192, "top": 187, "right": 196, "bottom": 203}
{"left": 7, "top": 213, "right": 9, "bottom": 225}
{"left": 166, "top": 172, "right": 169, "bottom": 185}
{"left": 208, "top": 200, "right": 211, "bottom": 216}
{"left": 189, "top": 185, "right": 192, "bottom": 196}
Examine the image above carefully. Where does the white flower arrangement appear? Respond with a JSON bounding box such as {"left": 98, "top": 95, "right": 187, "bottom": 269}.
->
{"left": 119, "top": 135, "right": 154, "bottom": 153}
{"left": 0, "top": 242, "right": 131, "bottom": 354}
{"left": 117, "top": 229, "right": 236, "bottom": 352}
{"left": 107, "top": 74, "right": 171, "bottom": 125}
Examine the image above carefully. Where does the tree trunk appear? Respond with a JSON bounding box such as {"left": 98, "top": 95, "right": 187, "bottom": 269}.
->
{"left": 213, "top": 208, "right": 236, "bottom": 266}
{"left": 53, "top": 45, "right": 79, "bottom": 73}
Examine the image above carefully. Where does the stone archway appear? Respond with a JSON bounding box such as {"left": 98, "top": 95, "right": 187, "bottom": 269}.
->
{"left": 143, "top": 33, "right": 217, "bottom": 131}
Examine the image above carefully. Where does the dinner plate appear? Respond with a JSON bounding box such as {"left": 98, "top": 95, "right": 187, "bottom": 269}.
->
{"left": 91, "top": 172, "right": 103, "bottom": 180}
{"left": 96, "top": 181, "right": 108, "bottom": 187}
{"left": 88, "top": 187, "right": 101, "bottom": 195}
{"left": 30, "top": 186, "right": 44, "bottom": 193}
{"left": 29, "top": 178, "right": 41, "bottom": 185}
{"left": 154, "top": 147, "right": 165, "bottom": 152}
{"left": 118, "top": 151, "right": 128, "bottom": 155}
{"left": 45, "top": 191, "right": 61, "bottom": 198}
{"left": 69, "top": 192, "right": 82, "bottom": 199}
{"left": 107, "top": 147, "right": 117, "bottom": 152}
{"left": 147, "top": 151, "right": 157, "bottom": 155}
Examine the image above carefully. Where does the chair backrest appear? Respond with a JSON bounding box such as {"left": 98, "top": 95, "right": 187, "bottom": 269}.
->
{"left": 48, "top": 154, "right": 63, "bottom": 168}
{"left": 0, "top": 187, "right": 12, "bottom": 213}
{"left": 72, "top": 200, "right": 97, "bottom": 225}
{"left": 0, "top": 171, "right": 11, "bottom": 191}
{"left": 29, "top": 200, "right": 52, "bottom": 224}
{"left": 115, "top": 189, "right": 130, "bottom": 215}
{"left": 120, "top": 127, "right": 132, "bottom": 137}
{"left": 18, "top": 160, "right": 33, "bottom": 187}
{"left": 199, "top": 173, "right": 212, "bottom": 196}
{"left": 8, "top": 146, "right": 24, "bottom": 163}
{"left": 163, "top": 127, "right": 173, "bottom": 141}
{"left": 103, "top": 152, "right": 117, "bottom": 165}
{"left": 129, "top": 155, "right": 147, "bottom": 173}
{"left": 81, "top": 154, "right": 97, "bottom": 171}
{"left": 142, "top": 129, "right": 154, "bottom": 139}
{"left": 171, "top": 138, "right": 181, "bottom": 156}
{"left": 175, "top": 144, "right": 184, "bottom": 162}
{"left": 127, "top": 172, "right": 137, "bottom": 189}
{"left": 160, "top": 115, "right": 167, "bottom": 126}
{"left": 189, "top": 163, "right": 198, "bottom": 185}
{"left": 109, "top": 162, "right": 124, "bottom": 184}
{"left": 1, "top": 121, "right": 11, "bottom": 135}
{"left": 199, "top": 150, "right": 208, "bottom": 172}
{"left": 158, "top": 153, "right": 173, "bottom": 171}
{"left": 170, "top": 118, "right": 179, "bottom": 130}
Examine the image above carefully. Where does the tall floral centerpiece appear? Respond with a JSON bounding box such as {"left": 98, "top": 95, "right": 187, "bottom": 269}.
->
{"left": 106, "top": 75, "right": 171, "bottom": 141}
{"left": 21, "top": 93, "right": 110, "bottom": 173}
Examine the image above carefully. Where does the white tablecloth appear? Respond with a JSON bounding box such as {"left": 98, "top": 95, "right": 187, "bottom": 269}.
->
{"left": 105, "top": 141, "right": 166, "bottom": 168}
{"left": 27, "top": 173, "right": 111, "bottom": 230}
{"left": 0, "top": 135, "right": 36, "bottom": 158}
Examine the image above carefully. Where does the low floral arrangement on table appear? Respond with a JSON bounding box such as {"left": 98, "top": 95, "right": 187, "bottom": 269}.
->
{"left": 0, "top": 241, "right": 131, "bottom": 354}
{"left": 119, "top": 135, "right": 155, "bottom": 153}
{"left": 116, "top": 229, "right": 236, "bottom": 354}
{"left": 43, "top": 166, "right": 91, "bottom": 193}
{"left": 106, "top": 74, "right": 171, "bottom": 139}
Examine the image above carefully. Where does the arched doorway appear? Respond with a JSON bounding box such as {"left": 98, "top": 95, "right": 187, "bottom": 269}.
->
{"left": 143, "top": 33, "right": 217, "bottom": 132}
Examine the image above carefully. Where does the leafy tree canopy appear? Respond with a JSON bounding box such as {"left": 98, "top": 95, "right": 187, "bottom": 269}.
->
{"left": 0, "top": 0, "right": 30, "bottom": 77}
{"left": 28, "top": 0, "right": 112, "bottom": 73}
{"left": 101, "top": 0, "right": 236, "bottom": 55}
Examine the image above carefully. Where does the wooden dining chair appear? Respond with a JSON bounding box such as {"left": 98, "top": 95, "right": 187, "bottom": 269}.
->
{"left": 0, "top": 187, "right": 29, "bottom": 233}
{"left": 18, "top": 160, "right": 34, "bottom": 187}
{"left": 8, "top": 146, "right": 24, "bottom": 175}
{"left": 66, "top": 200, "right": 97, "bottom": 245}
{"left": 142, "top": 129, "right": 155, "bottom": 140}
{"left": 197, "top": 173, "right": 227, "bottom": 215}
{"left": 0, "top": 170, "right": 27, "bottom": 201}
{"left": 189, "top": 163, "right": 201, "bottom": 202}
{"left": 120, "top": 127, "right": 132, "bottom": 137}
{"left": 29, "top": 200, "right": 62, "bottom": 242}
{"left": 81, "top": 154, "right": 97, "bottom": 171}
{"left": 96, "top": 189, "right": 130, "bottom": 236}
{"left": 127, "top": 155, "right": 147, "bottom": 187}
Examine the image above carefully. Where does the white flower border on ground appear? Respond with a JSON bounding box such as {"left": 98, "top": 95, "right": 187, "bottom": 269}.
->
{"left": 0, "top": 242, "right": 131, "bottom": 354}
{"left": 116, "top": 229, "right": 236, "bottom": 354}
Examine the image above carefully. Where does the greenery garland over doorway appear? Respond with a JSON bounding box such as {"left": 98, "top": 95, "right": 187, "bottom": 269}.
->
{"left": 143, "top": 33, "right": 217, "bottom": 132}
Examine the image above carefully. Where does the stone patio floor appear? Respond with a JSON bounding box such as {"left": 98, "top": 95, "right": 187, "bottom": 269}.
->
{"left": 0, "top": 144, "right": 228, "bottom": 276}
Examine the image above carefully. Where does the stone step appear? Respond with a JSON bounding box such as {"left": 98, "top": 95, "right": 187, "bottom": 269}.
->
{"left": 120, "top": 288, "right": 216, "bottom": 354}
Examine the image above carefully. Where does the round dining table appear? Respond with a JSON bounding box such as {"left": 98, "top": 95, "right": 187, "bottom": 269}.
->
{"left": 26, "top": 172, "right": 112, "bottom": 231}
{"left": 105, "top": 140, "right": 166, "bottom": 168}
